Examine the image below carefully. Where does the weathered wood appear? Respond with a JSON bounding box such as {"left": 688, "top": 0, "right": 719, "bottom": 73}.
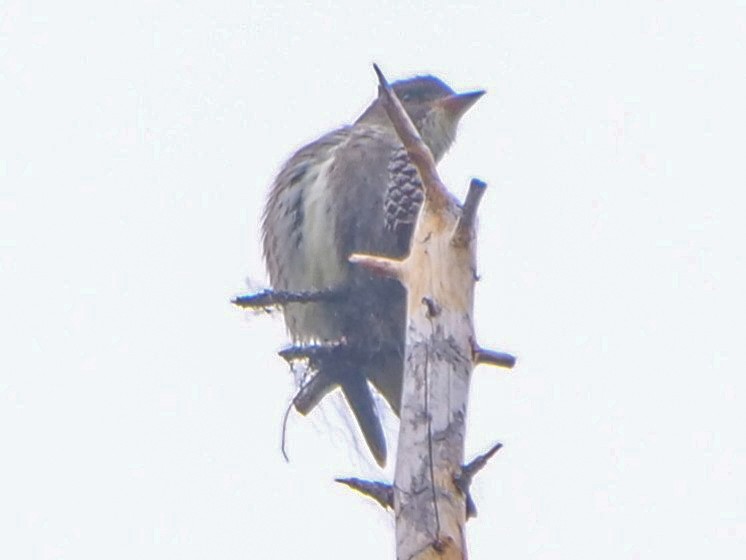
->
{"left": 456, "top": 442, "right": 504, "bottom": 519}
{"left": 231, "top": 287, "right": 346, "bottom": 309}
{"left": 452, "top": 179, "right": 486, "bottom": 248}
{"left": 335, "top": 477, "right": 394, "bottom": 510}
{"left": 350, "top": 65, "right": 495, "bottom": 560}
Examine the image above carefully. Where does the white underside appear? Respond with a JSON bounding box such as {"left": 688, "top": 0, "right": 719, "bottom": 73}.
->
{"left": 284, "top": 156, "right": 346, "bottom": 342}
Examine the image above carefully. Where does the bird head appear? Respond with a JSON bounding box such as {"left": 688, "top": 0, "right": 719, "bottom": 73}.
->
{"left": 356, "top": 75, "right": 485, "bottom": 161}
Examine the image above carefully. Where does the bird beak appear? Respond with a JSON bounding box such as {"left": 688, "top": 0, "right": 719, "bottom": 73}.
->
{"left": 438, "top": 90, "right": 485, "bottom": 119}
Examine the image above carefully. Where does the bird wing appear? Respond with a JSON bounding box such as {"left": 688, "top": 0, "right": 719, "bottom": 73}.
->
{"left": 261, "top": 124, "right": 425, "bottom": 466}
{"left": 331, "top": 127, "right": 421, "bottom": 260}
{"left": 262, "top": 127, "right": 352, "bottom": 293}
{"left": 328, "top": 126, "right": 424, "bottom": 413}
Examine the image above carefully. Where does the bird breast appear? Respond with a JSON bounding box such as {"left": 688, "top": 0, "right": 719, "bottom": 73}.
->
{"left": 302, "top": 157, "right": 346, "bottom": 290}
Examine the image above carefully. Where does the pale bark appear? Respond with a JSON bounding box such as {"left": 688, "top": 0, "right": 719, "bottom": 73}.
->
{"left": 350, "top": 65, "right": 496, "bottom": 560}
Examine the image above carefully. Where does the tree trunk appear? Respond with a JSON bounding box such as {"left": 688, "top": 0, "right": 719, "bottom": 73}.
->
{"left": 351, "top": 65, "right": 491, "bottom": 560}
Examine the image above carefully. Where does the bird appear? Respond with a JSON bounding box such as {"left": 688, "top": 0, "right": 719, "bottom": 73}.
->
{"left": 262, "top": 73, "right": 484, "bottom": 466}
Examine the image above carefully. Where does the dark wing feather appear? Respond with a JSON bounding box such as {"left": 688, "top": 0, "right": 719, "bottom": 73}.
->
{"left": 384, "top": 146, "right": 425, "bottom": 250}
{"left": 329, "top": 126, "right": 424, "bottom": 413}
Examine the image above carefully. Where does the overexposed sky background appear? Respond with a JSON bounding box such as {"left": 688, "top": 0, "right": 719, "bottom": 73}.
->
{"left": 2, "top": 1, "right": 745, "bottom": 558}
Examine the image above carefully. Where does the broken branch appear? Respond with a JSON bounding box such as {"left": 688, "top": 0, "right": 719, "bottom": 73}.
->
{"left": 231, "top": 288, "right": 345, "bottom": 309}
{"left": 453, "top": 178, "right": 487, "bottom": 247}
{"left": 373, "top": 63, "right": 450, "bottom": 209}
{"left": 453, "top": 442, "right": 504, "bottom": 518}
{"left": 475, "top": 348, "right": 517, "bottom": 369}
{"left": 348, "top": 253, "right": 403, "bottom": 280}
{"left": 336, "top": 477, "right": 394, "bottom": 511}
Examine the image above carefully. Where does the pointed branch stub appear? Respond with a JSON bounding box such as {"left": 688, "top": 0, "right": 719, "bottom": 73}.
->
{"left": 457, "top": 442, "right": 504, "bottom": 493}
{"left": 472, "top": 341, "right": 517, "bottom": 369}
{"left": 336, "top": 477, "right": 394, "bottom": 511}
{"left": 373, "top": 63, "right": 451, "bottom": 211}
{"left": 348, "top": 253, "right": 403, "bottom": 280}
{"left": 231, "top": 287, "right": 345, "bottom": 309}
{"left": 454, "top": 442, "right": 504, "bottom": 519}
{"left": 453, "top": 179, "right": 487, "bottom": 247}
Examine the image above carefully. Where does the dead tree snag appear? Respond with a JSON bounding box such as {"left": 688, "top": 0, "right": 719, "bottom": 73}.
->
{"left": 347, "top": 65, "right": 515, "bottom": 560}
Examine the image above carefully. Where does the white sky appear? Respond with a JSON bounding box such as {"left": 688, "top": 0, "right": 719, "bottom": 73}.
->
{"left": 2, "top": 1, "right": 745, "bottom": 558}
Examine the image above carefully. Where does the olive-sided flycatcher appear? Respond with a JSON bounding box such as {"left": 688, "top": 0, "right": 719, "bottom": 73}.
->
{"left": 262, "top": 74, "right": 483, "bottom": 465}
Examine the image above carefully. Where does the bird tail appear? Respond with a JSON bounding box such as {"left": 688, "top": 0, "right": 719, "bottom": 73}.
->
{"left": 293, "top": 369, "right": 388, "bottom": 467}
{"left": 340, "top": 375, "right": 387, "bottom": 467}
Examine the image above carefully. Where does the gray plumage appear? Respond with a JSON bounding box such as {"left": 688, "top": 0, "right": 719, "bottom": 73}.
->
{"left": 262, "top": 76, "right": 483, "bottom": 465}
